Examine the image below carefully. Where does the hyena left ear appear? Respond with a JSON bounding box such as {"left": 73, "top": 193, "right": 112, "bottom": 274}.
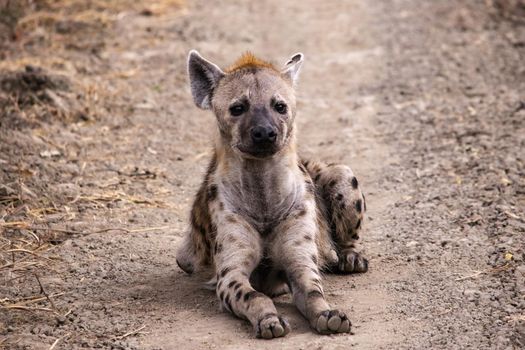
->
{"left": 187, "top": 50, "right": 225, "bottom": 109}
{"left": 281, "top": 53, "right": 304, "bottom": 86}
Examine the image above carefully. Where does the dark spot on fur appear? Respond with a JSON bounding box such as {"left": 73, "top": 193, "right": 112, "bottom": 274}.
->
{"left": 244, "top": 291, "right": 264, "bottom": 302}
{"left": 314, "top": 174, "right": 321, "bottom": 182}
{"left": 228, "top": 281, "right": 236, "bottom": 288}
{"left": 305, "top": 179, "right": 315, "bottom": 193}
{"left": 219, "top": 201, "right": 224, "bottom": 210}
{"left": 297, "top": 208, "right": 307, "bottom": 217}
{"left": 355, "top": 218, "right": 361, "bottom": 230}
{"left": 351, "top": 177, "right": 358, "bottom": 189}
{"left": 340, "top": 202, "right": 346, "bottom": 210}
{"left": 336, "top": 193, "right": 343, "bottom": 201}
{"left": 329, "top": 179, "right": 337, "bottom": 187}
{"left": 355, "top": 199, "right": 362, "bottom": 213}
{"left": 236, "top": 290, "right": 243, "bottom": 301}
{"left": 247, "top": 252, "right": 257, "bottom": 263}
{"left": 363, "top": 194, "right": 367, "bottom": 211}
{"left": 243, "top": 290, "right": 257, "bottom": 302}
{"left": 219, "top": 290, "right": 225, "bottom": 301}
{"left": 304, "top": 235, "right": 312, "bottom": 241}
{"left": 234, "top": 282, "right": 242, "bottom": 291}
{"left": 226, "top": 215, "right": 237, "bottom": 224}
{"left": 327, "top": 162, "right": 336, "bottom": 167}
{"left": 303, "top": 160, "right": 310, "bottom": 168}
{"left": 352, "top": 234, "right": 360, "bottom": 240}
{"left": 299, "top": 164, "right": 307, "bottom": 174}
{"left": 220, "top": 266, "right": 232, "bottom": 278}
{"left": 225, "top": 295, "right": 232, "bottom": 312}
{"left": 311, "top": 277, "right": 322, "bottom": 285}
{"left": 208, "top": 184, "right": 218, "bottom": 201}
{"left": 311, "top": 254, "right": 318, "bottom": 265}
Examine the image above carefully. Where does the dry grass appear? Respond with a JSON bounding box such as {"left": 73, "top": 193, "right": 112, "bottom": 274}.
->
{"left": 0, "top": 0, "right": 183, "bottom": 127}
{"left": 0, "top": 179, "right": 174, "bottom": 319}
{"left": 0, "top": 0, "right": 183, "bottom": 323}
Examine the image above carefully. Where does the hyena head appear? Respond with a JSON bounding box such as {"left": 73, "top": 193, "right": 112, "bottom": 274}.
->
{"left": 187, "top": 51, "right": 304, "bottom": 159}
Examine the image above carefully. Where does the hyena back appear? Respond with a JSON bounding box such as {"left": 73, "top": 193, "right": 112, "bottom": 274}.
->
{"left": 176, "top": 51, "right": 367, "bottom": 339}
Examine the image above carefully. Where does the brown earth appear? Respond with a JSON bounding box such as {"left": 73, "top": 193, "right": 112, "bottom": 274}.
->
{"left": 1, "top": 0, "right": 524, "bottom": 349}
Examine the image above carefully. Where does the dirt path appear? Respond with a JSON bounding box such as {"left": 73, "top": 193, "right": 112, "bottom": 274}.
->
{"left": 1, "top": 0, "right": 524, "bottom": 349}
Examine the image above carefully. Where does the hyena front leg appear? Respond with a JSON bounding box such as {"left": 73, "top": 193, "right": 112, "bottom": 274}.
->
{"left": 214, "top": 213, "right": 291, "bottom": 339}
{"left": 271, "top": 202, "right": 351, "bottom": 335}
{"left": 303, "top": 160, "right": 368, "bottom": 273}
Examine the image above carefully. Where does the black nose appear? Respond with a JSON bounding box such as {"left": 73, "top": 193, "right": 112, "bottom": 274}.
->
{"left": 251, "top": 125, "right": 277, "bottom": 144}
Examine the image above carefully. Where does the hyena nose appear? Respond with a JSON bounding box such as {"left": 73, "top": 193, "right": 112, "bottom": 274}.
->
{"left": 251, "top": 125, "right": 277, "bottom": 144}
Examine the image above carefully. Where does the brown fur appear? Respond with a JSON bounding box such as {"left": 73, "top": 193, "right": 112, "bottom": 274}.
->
{"left": 225, "top": 52, "right": 278, "bottom": 73}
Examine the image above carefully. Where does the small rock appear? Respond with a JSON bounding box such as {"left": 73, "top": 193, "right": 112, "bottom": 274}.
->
{"left": 406, "top": 240, "right": 419, "bottom": 248}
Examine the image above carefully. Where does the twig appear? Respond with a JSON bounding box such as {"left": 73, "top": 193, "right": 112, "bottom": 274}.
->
{"left": 5, "top": 249, "right": 54, "bottom": 262}
{"left": 28, "top": 225, "right": 174, "bottom": 235}
{"left": 34, "top": 273, "right": 59, "bottom": 312}
{"left": 455, "top": 271, "right": 484, "bottom": 281}
{"left": 455, "top": 263, "right": 511, "bottom": 281}
{"left": 48, "top": 333, "right": 69, "bottom": 350}
{"left": 0, "top": 293, "right": 65, "bottom": 307}
{"left": 115, "top": 325, "right": 147, "bottom": 340}
{"left": 2, "top": 305, "right": 55, "bottom": 312}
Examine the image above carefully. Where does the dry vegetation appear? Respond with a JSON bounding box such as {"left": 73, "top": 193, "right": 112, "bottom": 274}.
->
{"left": 0, "top": 0, "right": 182, "bottom": 342}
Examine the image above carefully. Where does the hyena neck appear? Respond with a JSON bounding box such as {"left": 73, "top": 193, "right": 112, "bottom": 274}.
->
{"left": 218, "top": 143, "right": 302, "bottom": 226}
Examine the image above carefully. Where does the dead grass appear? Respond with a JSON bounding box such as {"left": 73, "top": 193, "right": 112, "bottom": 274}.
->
{"left": 0, "top": 0, "right": 183, "bottom": 323}
{"left": 0, "top": 0, "right": 184, "bottom": 127}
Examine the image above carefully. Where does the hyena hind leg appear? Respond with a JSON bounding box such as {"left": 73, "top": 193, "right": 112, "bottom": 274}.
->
{"left": 176, "top": 228, "right": 202, "bottom": 274}
{"left": 303, "top": 160, "right": 368, "bottom": 274}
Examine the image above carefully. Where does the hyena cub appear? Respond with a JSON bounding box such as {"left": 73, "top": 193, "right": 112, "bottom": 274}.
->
{"left": 176, "top": 51, "right": 368, "bottom": 339}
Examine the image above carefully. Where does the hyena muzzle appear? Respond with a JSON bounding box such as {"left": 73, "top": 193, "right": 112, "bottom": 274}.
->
{"left": 176, "top": 51, "right": 368, "bottom": 339}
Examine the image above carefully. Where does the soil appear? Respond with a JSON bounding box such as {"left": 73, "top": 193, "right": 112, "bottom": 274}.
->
{"left": 1, "top": 0, "right": 524, "bottom": 349}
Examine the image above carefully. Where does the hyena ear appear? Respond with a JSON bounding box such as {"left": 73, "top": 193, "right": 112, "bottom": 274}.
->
{"left": 281, "top": 53, "right": 304, "bottom": 85}
{"left": 187, "top": 50, "right": 225, "bottom": 109}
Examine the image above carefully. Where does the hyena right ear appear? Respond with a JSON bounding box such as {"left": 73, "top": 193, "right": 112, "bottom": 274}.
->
{"left": 187, "top": 50, "right": 225, "bottom": 109}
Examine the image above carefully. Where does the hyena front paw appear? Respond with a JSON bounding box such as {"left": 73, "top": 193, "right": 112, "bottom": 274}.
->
{"left": 339, "top": 250, "right": 368, "bottom": 273}
{"left": 313, "top": 310, "right": 351, "bottom": 334}
{"left": 255, "top": 314, "right": 291, "bottom": 339}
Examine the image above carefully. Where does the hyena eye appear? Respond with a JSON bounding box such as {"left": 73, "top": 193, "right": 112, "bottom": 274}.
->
{"left": 229, "top": 104, "right": 246, "bottom": 116}
{"left": 274, "top": 102, "right": 287, "bottom": 114}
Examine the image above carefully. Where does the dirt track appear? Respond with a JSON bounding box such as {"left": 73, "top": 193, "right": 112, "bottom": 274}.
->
{"left": 1, "top": 0, "right": 524, "bottom": 349}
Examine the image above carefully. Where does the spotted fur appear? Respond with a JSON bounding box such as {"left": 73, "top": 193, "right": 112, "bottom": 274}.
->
{"left": 177, "top": 51, "right": 368, "bottom": 339}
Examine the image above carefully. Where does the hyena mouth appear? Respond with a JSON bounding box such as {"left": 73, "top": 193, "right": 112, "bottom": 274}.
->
{"left": 237, "top": 144, "right": 280, "bottom": 158}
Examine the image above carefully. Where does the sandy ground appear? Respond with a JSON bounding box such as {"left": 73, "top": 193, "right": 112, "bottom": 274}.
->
{"left": 1, "top": 0, "right": 524, "bottom": 349}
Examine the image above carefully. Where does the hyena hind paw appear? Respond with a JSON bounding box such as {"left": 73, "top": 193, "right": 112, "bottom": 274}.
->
{"left": 256, "top": 314, "right": 291, "bottom": 339}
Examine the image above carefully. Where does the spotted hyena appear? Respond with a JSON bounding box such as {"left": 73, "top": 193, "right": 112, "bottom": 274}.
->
{"left": 176, "top": 51, "right": 367, "bottom": 339}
